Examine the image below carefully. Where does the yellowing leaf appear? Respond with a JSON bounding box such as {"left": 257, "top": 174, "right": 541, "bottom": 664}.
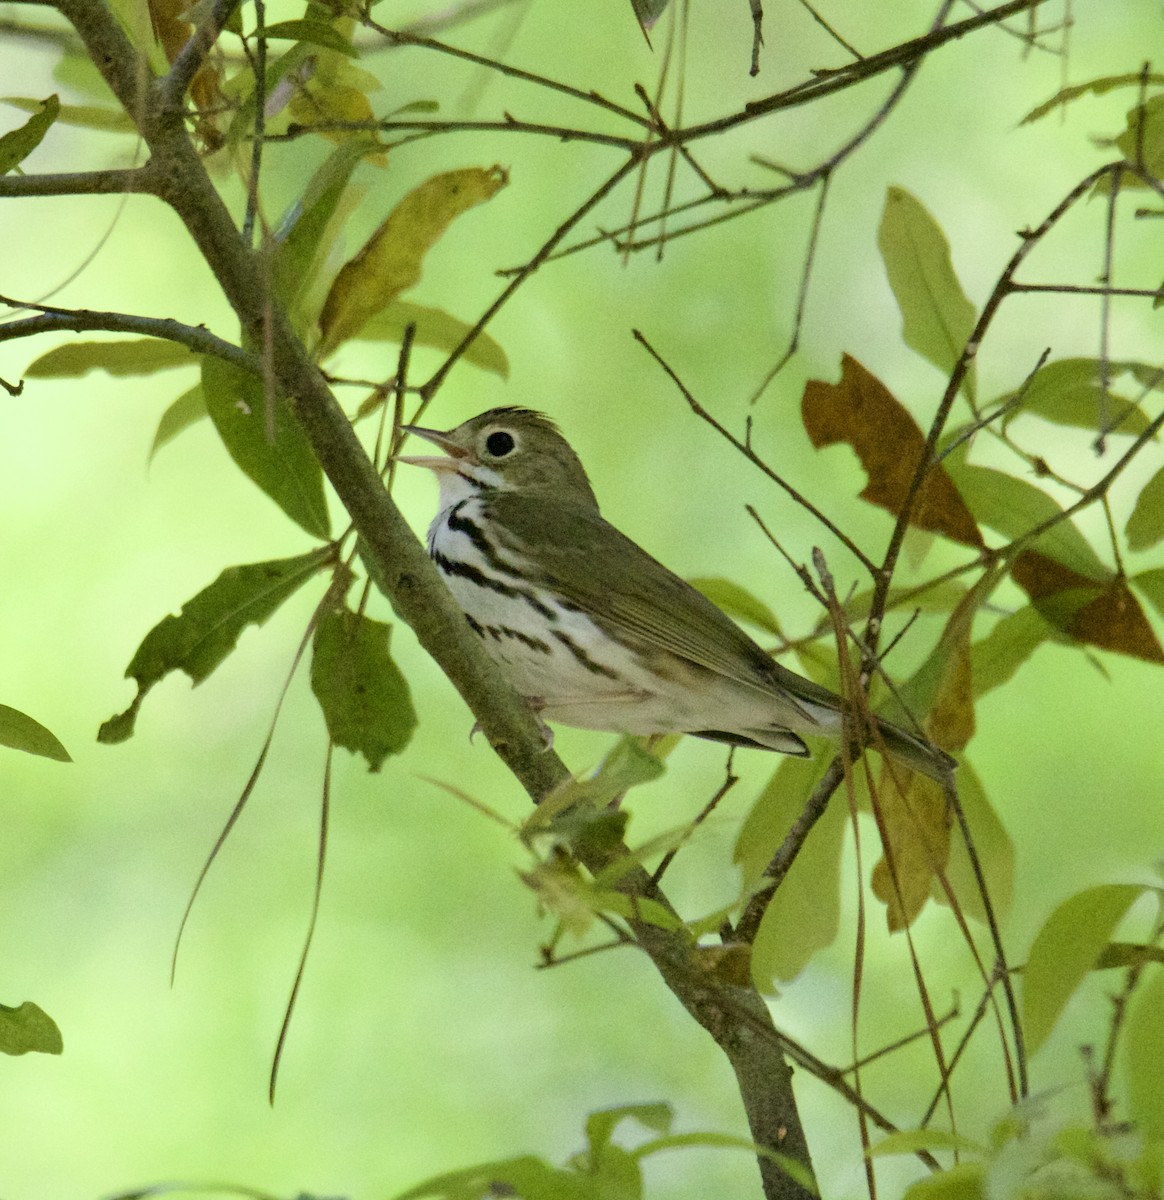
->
{"left": 870, "top": 771, "right": 951, "bottom": 932}
{"left": 932, "top": 760, "right": 1013, "bottom": 925}
{"left": 878, "top": 186, "right": 977, "bottom": 401}
{"left": 353, "top": 300, "right": 509, "bottom": 379}
{"left": 802, "top": 355, "right": 985, "bottom": 549}
{"left": 890, "top": 581, "right": 979, "bottom": 756}
{"left": 319, "top": 166, "right": 508, "bottom": 355}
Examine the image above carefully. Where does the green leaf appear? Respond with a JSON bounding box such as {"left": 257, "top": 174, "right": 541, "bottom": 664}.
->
{"left": 261, "top": 18, "right": 356, "bottom": 54}
{"left": 529, "top": 737, "right": 664, "bottom": 836}
{"left": 148, "top": 385, "right": 208, "bottom": 462}
{"left": 970, "top": 606, "right": 1058, "bottom": 699}
{"left": 25, "top": 338, "right": 198, "bottom": 378}
{"left": 1096, "top": 941, "right": 1164, "bottom": 969}
{"left": 902, "top": 1162, "right": 984, "bottom": 1200}
{"left": 353, "top": 300, "right": 509, "bottom": 379}
{"left": 393, "top": 1154, "right": 590, "bottom": 1200}
{"left": 0, "top": 94, "right": 58, "bottom": 174}
{"left": 319, "top": 166, "right": 508, "bottom": 355}
{"left": 1021, "top": 73, "right": 1164, "bottom": 125}
{"left": 1022, "top": 883, "right": 1147, "bottom": 1054}
{"left": 272, "top": 140, "right": 369, "bottom": 332}
{"left": 1124, "top": 963, "right": 1164, "bottom": 1139}
{"left": 997, "top": 358, "right": 1154, "bottom": 436}
{"left": 738, "top": 754, "right": 846, "bottom": 990}
{"left": 201, "top": 356, "right": 331, "bottom": 538}
{"left": 586, "top": 1103, "right": 673, "bottom": 1154}
{"left": 2, "top": 96, "right": 134, "bottom": 133}
{"left": 949, "top": 463, "right": 1109, "bottom": 581}
{"left": 0, "top": 1000, "right": 63, "bottom": 1056}
{"left": 877, "top": 186, "right": 977, "bottom": 401}
{"left": 630, "top": 0, "right": 672, "bottom": 33}
{"left": 1126, "top": 464, "right": 1164, "bottom": 552}
{"left": 688, "top": 577, "right": 782, "bottom": 636}
{"left": 310, "top": 608, "right": 417, "bottom": 770}
{"left": 1112, "top": 93, "right": 1164, "bottom": 187}
{"left": 0, "top": 704, "right": 71, "bottom": 761}
{"left": 869, "top": 1129, "right": 985, "bottom": 1157}
{"left": 99, "top": 548, "right": 333, "bottom": 744}
{"left": 1133, "top": 567, "right": 1164, "bottom": 619}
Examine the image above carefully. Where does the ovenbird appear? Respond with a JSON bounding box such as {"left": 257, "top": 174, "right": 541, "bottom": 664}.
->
{"left": 399, "top": 407, "right": 954, "bottom": 781}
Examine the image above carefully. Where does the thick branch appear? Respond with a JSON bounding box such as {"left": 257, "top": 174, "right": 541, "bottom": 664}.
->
{"left": 43, "top": 4, "right": 820, "bottom": 1194}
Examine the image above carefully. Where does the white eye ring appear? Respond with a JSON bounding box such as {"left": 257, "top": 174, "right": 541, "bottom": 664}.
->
{"left": 484, "top": 429, "right": 517, "bottom": 458}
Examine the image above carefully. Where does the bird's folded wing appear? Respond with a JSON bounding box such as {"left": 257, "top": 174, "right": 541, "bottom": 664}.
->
{"left": 488, "top": 495, "right": 844, "bottom": 722}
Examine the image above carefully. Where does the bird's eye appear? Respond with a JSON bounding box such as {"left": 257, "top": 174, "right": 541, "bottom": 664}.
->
{"left": 485, "top": 430, "right": 516, "bottom": 457}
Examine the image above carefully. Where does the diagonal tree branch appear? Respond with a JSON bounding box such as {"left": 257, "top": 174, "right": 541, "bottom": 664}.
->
{"left": 38, "top": 3, "right": 822, "bottom": 1195}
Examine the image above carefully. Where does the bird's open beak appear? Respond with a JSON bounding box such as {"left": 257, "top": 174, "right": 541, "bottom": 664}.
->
{"left": 394, "top": 424, "right": 471, "bottom": 473}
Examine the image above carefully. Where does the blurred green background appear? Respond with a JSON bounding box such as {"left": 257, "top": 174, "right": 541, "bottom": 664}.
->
{"left": 1, "top": 1, "right": 1163, "bottom": 1197}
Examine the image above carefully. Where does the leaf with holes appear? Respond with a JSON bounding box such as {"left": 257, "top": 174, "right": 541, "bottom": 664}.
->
{"left": 99, "top": 548, "right": 334, "bottom": 744}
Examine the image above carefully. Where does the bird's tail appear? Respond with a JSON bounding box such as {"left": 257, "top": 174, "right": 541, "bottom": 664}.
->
{"left": 872, "top": 716, "right": 956, "bottom": 783}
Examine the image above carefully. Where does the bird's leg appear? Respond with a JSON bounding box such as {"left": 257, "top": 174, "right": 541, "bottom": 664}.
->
{"left": 468, "top": 698, "right": 555, "bottom": 750}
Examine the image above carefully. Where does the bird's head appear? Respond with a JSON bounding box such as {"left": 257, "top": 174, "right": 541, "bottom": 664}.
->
{"left": 398, "top": 407, "right": 599, "bottom": 511}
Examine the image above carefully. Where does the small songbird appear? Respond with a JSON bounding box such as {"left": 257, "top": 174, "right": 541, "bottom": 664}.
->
{"left": 399, "top": 407, "right": 954, "bottom": 781}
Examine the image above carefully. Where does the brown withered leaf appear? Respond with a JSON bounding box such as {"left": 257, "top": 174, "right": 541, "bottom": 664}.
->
{"left": 871, "top": 772, "right": 951, "bottom": 932}
{"left": 1012, "top": 551, "right": 1164, "bottom": 664}
{"left": 802, "top": 355, "right": 984, "bottom": 549}
{"left": 147, "top": 0, "right": 219, "bottom": 125}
